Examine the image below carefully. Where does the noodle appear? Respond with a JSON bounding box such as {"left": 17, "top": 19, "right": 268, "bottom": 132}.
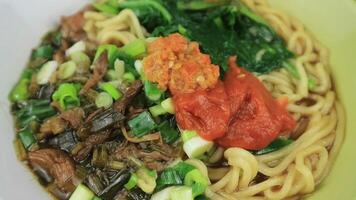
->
{"left": 205, "top": 0, "right": 346, "bottom": 199}
{"left": 83, "top": 9, "right": 148, "bottom": 45}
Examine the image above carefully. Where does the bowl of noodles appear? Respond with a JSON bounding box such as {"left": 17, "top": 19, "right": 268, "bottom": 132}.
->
{"left": 0, "top": 0, "right": 355, "bottom": 200}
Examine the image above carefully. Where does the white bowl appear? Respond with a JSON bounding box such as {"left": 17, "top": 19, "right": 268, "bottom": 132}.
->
{"left": 0, "top": 0, "right": 356, "bottom": 200}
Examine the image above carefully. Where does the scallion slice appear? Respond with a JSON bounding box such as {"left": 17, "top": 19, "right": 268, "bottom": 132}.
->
{"left": 99, "top": 82, "right": 122, "bottom": 100}
{"left": 124, "top": 173, "right": 138, "bottom": 190}
{"left": 127, "top": 111, "right": 156, "bottom": 137}
{"left": 52, "top": 83, "right": 81, "bottom": 110}
{"left": 95, "top": 92, "right": 113, "bottom": 109}
{"left": 69, "top": 184, "right": 94, "bottom": 200}
{"left": 183, "top": 136, "right": 214, "bottom": 158}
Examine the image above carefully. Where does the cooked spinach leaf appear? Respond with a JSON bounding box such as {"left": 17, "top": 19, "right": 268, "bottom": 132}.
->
{"left": 149, "top": 0, "right": 293, "bottom": 74}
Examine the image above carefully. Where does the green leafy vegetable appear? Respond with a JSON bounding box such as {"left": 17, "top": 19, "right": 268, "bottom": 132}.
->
{"left": 177, "top": 0, "right": 230, "bottom": 10}
{"left": 16, "top": 99, "right": 57, "bottom": 128}
{"left": 128, "top": 111, "right": 157, "bottom": 137}
{"left": 52, "top": 83, "right": 81, "bottom": 110}
{"left": 118, "top": 0, "right": 172, "bottom": 28}
{"left": 150, "top": 0, "right": 293, "bottom": 74}
{"left": 253, "top": 138, "right": 294, "bottom": 155}
{"left": 93, "top": 2, "right": 118, "bottom": 14}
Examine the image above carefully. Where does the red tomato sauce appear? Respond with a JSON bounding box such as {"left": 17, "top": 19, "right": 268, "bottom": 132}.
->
{"left": 174, "top": 56, "right": 296, "bottom": 150}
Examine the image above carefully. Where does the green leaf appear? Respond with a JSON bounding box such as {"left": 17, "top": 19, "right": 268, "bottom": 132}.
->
{"left": 253, "top": 138, "right": 294, "bottom": 155}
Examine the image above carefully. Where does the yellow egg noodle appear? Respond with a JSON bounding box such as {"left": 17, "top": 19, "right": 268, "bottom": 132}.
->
{"left": 204, "top": 0, "right": 345, "bottom": 199}
{"left": 83, "top": 9, "right": 148, "bottom": 45}
{"left": 83, "top": 1, "right": 345, "bottom": 199}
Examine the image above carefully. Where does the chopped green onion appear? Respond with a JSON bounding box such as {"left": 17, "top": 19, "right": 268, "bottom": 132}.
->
{"left": 93, "top": 2, "right": 118, "bottom": 14}
{"left": 95, "top": 92, "right": 113, "bottom": 109}
{"left": 119, "top": 39, "right": 146, "bottom": 58}
{"left": 181, "top": 130, "right": 198, "bottom": 143}
{"left": 161, "top": 98, "right": 175, "bottom": 114}
{"left": 37, "top": 61, "right": 58, "bottom": 85}
{"left": 136, "top": 167, "right": 157, "bottom": 194}
{"left": 32, "top": 45, "right": 54, "bottom": 59}
{"left": 149, "top": 104, "right": 167, "bottom": 117}
{"left": 94, "top": 44, "right": 120, "bottom": 68}
{"left": 58, "top": 61, "right": 77, "bottom": 79}
{"left": 134, "top": 60, "right": 144, "bottom": 77}
{"left": 157, "top": 168, "right": 183, "bottom": 190}
{"left": 183, "top": 136, "right": 214, "bottom": 158}
{"left": 124, "top": 173, "right": 138, "bottom": 190}
{"left": 114, "top": 59, "right": 125, "bottom": 78}
{"left": 144, "top": 80, "right": 163, "bottom": 101}
{"left": 69, "top": 184, "right": 94, "bottom": 200}
{"left": 52, "top": 83, "right": 80, "bottom": 110}
{"left": 170, "top": 186, "right": 194, "bottom": 200}
{"left": 253, "top": 138, "right": 294, "bottom": 155}
{"left": 128, "top": 111, "right": 157, "bottom": 137}
{"left": 158, "top": 120, "right": 180, "bottom": 144}
{"left": 105, "top": 69, "right": 118, "bottom": 81}
{"left": 16, "top": 99, "right": 56, "bottom": 128}
{"left": 123, "top": 72, "right": 136, "bottom": 83}
{"left": 66, "top": 41, "right": 86, "bottom": 57}
{"left": 70, "top": 51, "right": 91, "bottom": 73}
{"left": 184, "top": 169, "right": 208, "bottom": 197}
{"left": 9, "top": 79, "right": 30, "bottom": 102}
{"left": 9, "top": 69, "right": 33, "bottom": 102}
{"left": 173, "top": 162, "right": 196, "bottom": 179}
{"left": 151, "top": 186, "right": 176, "bottom": 200}
{"left": 18, "top": 129, "right": 37, "bottom": 150}
{"left": 99, "top": 82, "right": 122, "bottom": 100}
